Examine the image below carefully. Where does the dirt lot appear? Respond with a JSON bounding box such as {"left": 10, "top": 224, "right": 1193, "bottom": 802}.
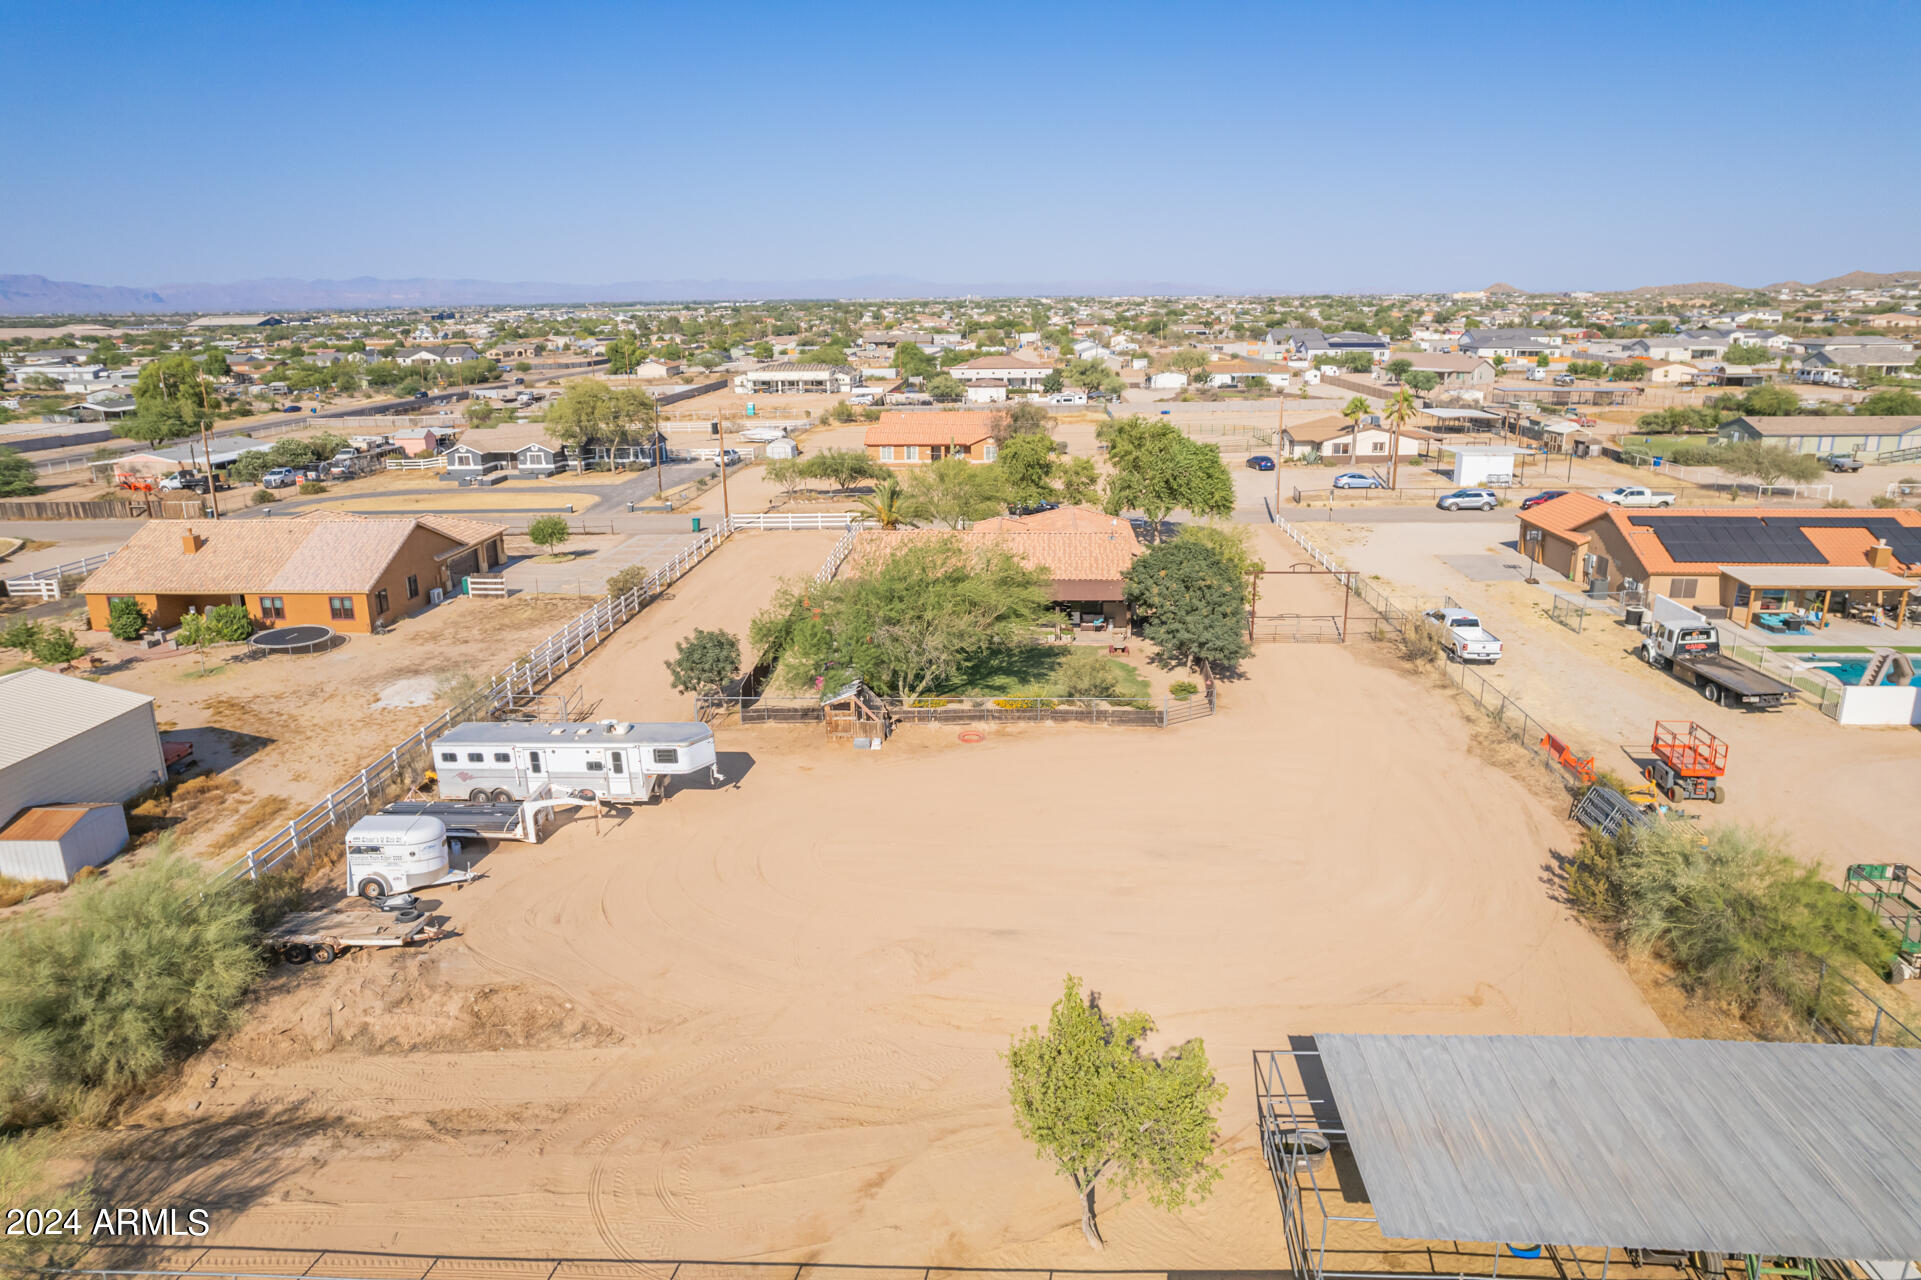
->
{"left": 73, "top": 527, "right": 1663, "bottom": 1268}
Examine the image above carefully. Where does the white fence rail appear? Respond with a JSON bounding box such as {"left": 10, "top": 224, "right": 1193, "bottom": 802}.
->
{"left": 814, "top": 526, "right": 861, "bottom": 584}
{"left": 3, "top": 551, "right": 112, "bottom": 593}
{"left": 733, "top": 511, "right": 861, "bottom": 531}
{"left": 464, "top": 574, "right": 508, "bottom": 598}
{"left": 384, "top": 456, "right": 448, "bottom": 471}
{"left": 212, "top": 518, "right": 741, "bottom": 887}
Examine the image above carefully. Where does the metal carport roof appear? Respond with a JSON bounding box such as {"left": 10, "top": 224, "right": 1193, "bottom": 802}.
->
{"left": 1318, "top": 1033, "right": 1921, "bottom": 1259}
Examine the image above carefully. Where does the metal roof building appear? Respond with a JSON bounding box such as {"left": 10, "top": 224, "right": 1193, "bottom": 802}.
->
{"left": 0, "top": 670, "right": 165, "bottom": 877}
{"left": 1257, "top": 1034, "right": 1921, "bottom": 1277}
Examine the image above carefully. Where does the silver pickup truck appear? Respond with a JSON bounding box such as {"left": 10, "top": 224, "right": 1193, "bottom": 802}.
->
{"left": 1423, "top": 608, "right": 1503, "bottom": 663}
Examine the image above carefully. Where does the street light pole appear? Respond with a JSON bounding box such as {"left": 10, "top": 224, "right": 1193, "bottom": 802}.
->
{"left": 716, "top": 413, "right": 732, "bottom": 527}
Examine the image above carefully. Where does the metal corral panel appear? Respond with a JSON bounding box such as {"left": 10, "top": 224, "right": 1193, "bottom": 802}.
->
{"left": 0, "top": 803, "right": 129, "bottom": 882}
{"left": 1318, "top": 1033, "right": 1921, "bottom": 1258}
{"left": 0, "top": 669, "right": 167, "bottom": 827}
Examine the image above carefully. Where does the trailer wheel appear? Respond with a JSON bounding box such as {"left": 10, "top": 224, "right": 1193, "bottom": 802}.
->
{"left": 357, "top": 878, "right": 388, "bottom": 901}
{"left": 469, "top": 788, "right": 490, "bottom": 802}
{"left": 491, "top": 789, "right": 513, "bottom": 803}
{"left": 311, "top": 943, "right": 336, "bottom": 965}
{"left": 282, "top": 943, "right": 312, "bottom": 965}
{"left": 1699, "top": 682, "right": 1721, "bottom": 704}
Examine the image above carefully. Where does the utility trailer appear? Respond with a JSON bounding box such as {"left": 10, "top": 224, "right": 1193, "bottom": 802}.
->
{"left": 346, "top": 791, "right": 602, "bottom": 899}
{"left": 265, "top": 906, "right": 443, "bottom": 966}
{"left": 1640, "top": 595, "right": 1795, "bottom": 709}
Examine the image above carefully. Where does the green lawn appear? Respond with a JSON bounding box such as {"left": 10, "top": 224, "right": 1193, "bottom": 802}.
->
{"left": 940, "top": 646, "right": 1150, "bottom": 698}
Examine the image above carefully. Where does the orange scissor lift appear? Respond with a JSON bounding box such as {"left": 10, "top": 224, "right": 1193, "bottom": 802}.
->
{"left": 1644, "top": 720, "right": 1728, "bottom": 804}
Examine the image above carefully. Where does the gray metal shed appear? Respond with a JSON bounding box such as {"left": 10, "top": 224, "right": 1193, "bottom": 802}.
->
{"left": 0, "top": 803, "right": 129, "bottom": 882}
{"left": 0, "top": 669, "right": 168, "bottom": 832}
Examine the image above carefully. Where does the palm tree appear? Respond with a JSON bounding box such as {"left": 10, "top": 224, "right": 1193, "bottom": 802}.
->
{"left": 857, "top": 476, "right": 912, "bottom": 529}
{"left": 1339, "top": 396, "right": 1370, "bottom": 465}
{"left": 1382, "top": 387, "right": 1417, "bottom": 490}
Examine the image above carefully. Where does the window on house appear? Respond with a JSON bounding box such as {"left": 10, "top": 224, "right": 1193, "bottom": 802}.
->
{"left": 903, "top": 445, "right": 919, "bottom": 461}
{"left": 374, "top": 588, "right": 389, "bottom": 615}
{"left": 329, "top": 596, "right": 355, "bottom": 620}
{"left": 983, "top": 443, "right": 998, "bottom": 462}
{"left": 879, "top": 446, "right": 894, "bottom": 462}
{"left": 406, "top": 574, "right": 419, "bottom": 599}
{"left": 258, "top": 596, "right": 285, "bottom": 621}
{"left": 1671, "top": 578, "right": 1699, "bottom": 600}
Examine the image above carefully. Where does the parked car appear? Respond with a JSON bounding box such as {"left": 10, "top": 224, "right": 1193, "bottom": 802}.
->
{"left": 1519, "top": 490, "right": 1571, "bottom": 510}
{"left": 1332, "top": 472, "right": 1384, "bottom": 489}
{"left": 413, "top": 390, "right": 430, "bottom": 399}
{"left": 261, "top": 467, "right": 298, "bottom": 488}
{"left": 282, "top": 403, "right": 302, "bottom": 412}
{"left": 1825, "top": 454, "right": 1864, "bottom": 473}
{"left": 158, "top": 470, "right": 210, "bottom": 493}
{"left": 1246, "top": 455, "right": 1276, "bottom": 471}
{"left": 1437, "top": 488, "right": 1499, "bottom": 511}
{"left": 1553, "top": 373, "right": 1575, "bottom": 386}
{"left": 1423, "top": 608, "right": 1503, "bottom": 663}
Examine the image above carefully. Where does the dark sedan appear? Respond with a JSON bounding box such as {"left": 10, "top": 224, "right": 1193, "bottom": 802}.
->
{"left": 1246, "top": 455, "right": 1276, "bottom": 471}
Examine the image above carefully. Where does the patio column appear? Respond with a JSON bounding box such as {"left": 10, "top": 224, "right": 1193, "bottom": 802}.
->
{"left": 1821, "top": 590, "right": 1832, "bottom": 628}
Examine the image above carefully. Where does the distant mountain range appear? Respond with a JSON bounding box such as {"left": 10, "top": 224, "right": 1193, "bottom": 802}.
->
{"left": 7, "top": 267, "right": 1921, "bottom": 316}
{"left": 1632, "top": 269, "right": 1921, "bottom": 296}
{"left": 0, "top": 272, "right": 1221, "bottom": 315}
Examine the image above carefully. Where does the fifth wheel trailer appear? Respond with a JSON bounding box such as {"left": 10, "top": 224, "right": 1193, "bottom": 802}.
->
{"left": 429, "top": 720, "right": 720, "bottom": 802}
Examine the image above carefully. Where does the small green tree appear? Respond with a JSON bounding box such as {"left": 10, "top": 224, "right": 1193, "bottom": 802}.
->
{"left": 0, "top": 446, "right": 41, "bottom": 498}
{"left": 606, "top": 564, "right": 649, "bottom": 598}
{"left": 1005, "top": 975, "right": 1227, "bottom": 1251}
{"left": 1405, "top": 370, "right": 1440, "bottom": 393}
{"left": 1056, "top": 648, "right": 1122, "bottom": 701}
{"left": 664, "top": 628, "right": 742, "bottom": 696}
{"left": 1723, "top": 342, "right": 1773, "bottom": 367}
{"left": 926, "top": 372, "right": 966, "bottom": 402}
{"left": 1098, "top": 416, "right": 1235, "bottom": 535}
{"left": 1739, "top": 385, "right": 1799, "bottom": 417}
{"left": 29, "top": 629, "right": 84, "bottom": 665}
{"left": 1386, "top": 357, "right": 1413, "bottom": 382}
{"left": 203, "top": 603, "right": 254, "bottom": 642}
{"left": 904, "top": 455, "right": 1008, "bottom": 528}
{"left": 1859, "top": 387, "right": 1921, "bottom": 416}
{"left": 106, "top": 598, "right": 148, "bottom": 641}
{"left": 527, "top": 514, "right": 572, "bottom": 552}
{"left": 1123, "top": 540, "right": 1252, "bottom": 672}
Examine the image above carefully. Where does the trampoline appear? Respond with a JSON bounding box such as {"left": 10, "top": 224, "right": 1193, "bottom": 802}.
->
{"left": 249, "top": 624, "right": 340, "bottom": 655}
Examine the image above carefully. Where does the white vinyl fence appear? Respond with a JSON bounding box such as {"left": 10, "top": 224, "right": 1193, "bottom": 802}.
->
{"left": 3, "top": 552, "right": 114, "bottom": 599}
{"left": 732, "top": 511, "right": 861, "bottom": 531}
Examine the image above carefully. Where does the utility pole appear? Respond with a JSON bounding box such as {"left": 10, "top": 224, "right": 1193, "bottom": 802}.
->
{"left": 1274, "top": 379, "right": 1285, "bottom": 519}
{"left": 716, "top": 413, "right": 732, "bottom": 527}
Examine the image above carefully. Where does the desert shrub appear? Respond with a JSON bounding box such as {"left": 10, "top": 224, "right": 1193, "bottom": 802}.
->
{"left": 1057, "top": 647, "right": 1123, "bottom": 700}
{"left": 29, "top": 628, "right": 84, "bottom": 664}
{"left": 0, "top": 1132, "right": 92, "bottom": 1267}
{"left": 106, "top": 597, "right": 148, "bottom": 641}
{"left": 434, "top": 669, "right": 482, "bottom": 709}
{"left": 1394, "top": 619, "right": 1443, "bottom": 665}
{"left": 0, "top": 875, "right": 62, "bottom": 909}
{"left": 297, "top": 479, "right": 327, "bottom": 494}
{"left": 665, "top": 628, "right": 741, "bottom": 695}
{"left": 177, "top": 604, "right": 251, "bottom": 645}
{"left": 0, "top": 853, "right": 264, "bottom": 1126}
{"left": 1169, "top": 680, "right": 1199, "bottom": 701}
{"left": 249, "top": 487, "right": 277, "bottom": 505}
{"left": 1567, "top": 820, "right": 1895, "bottom": 1034}
{"left": 606, "top": 563, "right": 648, "bottom": 598}
{"left": 1870, "top": 495, "right": 1901, "bottom": 509}
{"left": 1, "top": 619, "right": 44, "bottom": 651}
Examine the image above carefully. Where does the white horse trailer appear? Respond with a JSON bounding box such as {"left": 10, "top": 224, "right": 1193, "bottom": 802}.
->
{"left": 429, "top": 720, "right": 720, "bottom": 803}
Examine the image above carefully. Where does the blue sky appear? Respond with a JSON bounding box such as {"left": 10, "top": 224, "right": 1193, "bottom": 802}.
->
{"left": 10, "top": 0, "right": 1920, "bottom": 292}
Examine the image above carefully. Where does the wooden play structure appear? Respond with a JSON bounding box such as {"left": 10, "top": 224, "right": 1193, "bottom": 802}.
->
{"left": 821, "top": 680, "right": 889, "bottom": 743}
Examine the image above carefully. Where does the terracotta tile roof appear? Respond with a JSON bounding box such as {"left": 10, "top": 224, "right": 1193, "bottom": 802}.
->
{"left": 974, "top": 504, "right": 1130, "bottom": 533}
{"left": 1565, "top": 507, "right": 1921, "bottom": 576}
{"left": 294, "top": 509, "right": 504, "bottom": 553}
{"left": 1516, "top": 492, "right": 1611, "bottom": 537}
{"left": 79, "top": 513, "right": 505, "bottom": 598}
{"left": 865, "top": 411, "right": 998, "bottom": 447}
{"left": 847, "top": 524, "right": 1143, "bottom": 595}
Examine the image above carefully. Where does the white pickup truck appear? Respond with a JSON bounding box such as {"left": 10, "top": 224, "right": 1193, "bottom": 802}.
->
{"left": 1596, "top": 485, "right": 1676, "bottom": 508}
{"left": 1423, "top": 608, "right": 1503, "bottom": 663}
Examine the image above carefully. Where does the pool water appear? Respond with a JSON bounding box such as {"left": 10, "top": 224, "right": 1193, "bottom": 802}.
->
{"left": 1795, "top": 655, "right": 1883, "bottom": 686}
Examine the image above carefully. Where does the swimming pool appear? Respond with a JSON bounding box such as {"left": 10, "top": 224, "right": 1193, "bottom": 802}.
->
{"left": 1798, "top": 656, "right": 1872, "bottom": 685}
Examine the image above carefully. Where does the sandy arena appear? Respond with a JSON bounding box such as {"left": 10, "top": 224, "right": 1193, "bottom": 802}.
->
{"left": 69, "top": 530, "right": 1667, "bottom": 1271}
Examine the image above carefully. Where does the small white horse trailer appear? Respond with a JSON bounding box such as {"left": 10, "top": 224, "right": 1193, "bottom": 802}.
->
{"left": 343, "top": 813, "right": 473, "bottom": 900}
{"left": 429, "top": 720, "right": 720, "bottom": 803}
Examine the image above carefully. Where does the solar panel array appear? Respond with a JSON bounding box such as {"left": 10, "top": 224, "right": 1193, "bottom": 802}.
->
{"left": 1627, "top": 514, "right": 1921, "bottom": 566}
